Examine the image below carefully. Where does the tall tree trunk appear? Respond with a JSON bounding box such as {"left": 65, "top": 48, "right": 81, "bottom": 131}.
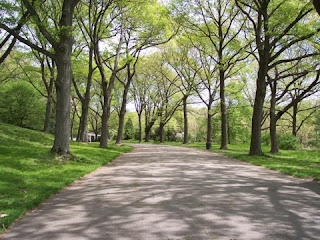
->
{"left": 183, "top": 96, "right": 188, "bottom": 144}
{"left": 220, "top": 69, "right": 228, "bottom": 150}
{"left": 159, "top": 122, "right": 165, "bottom": 143}
{"left": 51, "top": 0, "right": 78, "bottom": 156}
{"left": 138, "top": 112, "right": 142, "bottom": 143}
{"left": 249, "top": 59, "right": 268, "bottom": 155}
{"left": 51, "top": 51, "right": 72, "bottom": 155}
{"left": 115, "top": 89, "right": 128, "bottom": 144}
{"left": 98, "top": 27, "right": 123, "bottom": 148}
{"left": 292, "top": 102, "right": 298, "bottom": 136}
{"left": 78, "top": 47, "right": 94, "bottom": 142}
{"left": 269, "top": 82, "right": 279, "bottom": 153}
{"left": 100, "top": 82, "right": 110, "bottom": 148}
{"left": 206, "top": 103, "right": 212, "bottom": 149}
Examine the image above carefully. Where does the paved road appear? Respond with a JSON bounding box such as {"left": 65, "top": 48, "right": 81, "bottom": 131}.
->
{"left": 2, "top": 144, "right": 320, "bottom": 240}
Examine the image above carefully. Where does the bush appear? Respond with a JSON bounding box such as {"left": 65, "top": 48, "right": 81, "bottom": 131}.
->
{"left": 0, "top": 82, "right": 44, "bottom": 130}
{"left": 124, "top": 118, "right": 135, "bottom": 139}
{"left": 261, "top": 132, "right": 270, "bottom": 146}
{"left": 278, "top": 134, "right": 299, "bottom": 150}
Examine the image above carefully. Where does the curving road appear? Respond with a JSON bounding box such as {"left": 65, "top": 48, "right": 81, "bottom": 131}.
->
{"left": 2, "top": 144, "right": 320, "bottom": 240}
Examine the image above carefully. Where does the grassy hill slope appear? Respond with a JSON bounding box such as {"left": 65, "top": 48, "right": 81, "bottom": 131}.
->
{"left": 0, "top": 122, "right": 132, "bottom": 233}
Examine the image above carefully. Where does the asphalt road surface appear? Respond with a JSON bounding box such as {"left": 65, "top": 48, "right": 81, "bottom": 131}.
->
{"left": 2, "top": 144, "right": 320, "bottom": 240}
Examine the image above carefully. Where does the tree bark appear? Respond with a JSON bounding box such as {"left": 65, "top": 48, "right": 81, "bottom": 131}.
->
{"left": 249, "top": 55, "right": 269, "bottom": 155}
{"left": 43, "top": 64, "right": 54, "bottom": 133}
{"left": 220, "top": 69, "right": 228, "bottom": 150}
{"left": 292, "top": 102, "right": 298, "bottom": 136}
{"left": 206, "top": 103, "right": 212, "bottom": 149}
{"left": 159, "top": 122, "right": 165, "bottom": 143}
{"left": 183, "top": 96, "right": 188, "bottom": 144}
{"left": 52, "top": 56, "right": 72, "bottom": 155}
{"left": 138, "top": 113, "right": 142, "bottom": 143}
{"left": 116, "top": 64, "right": 132, "bottom": 144}
{"left": 269, "top": 81, "right": 279, "bottom": 154}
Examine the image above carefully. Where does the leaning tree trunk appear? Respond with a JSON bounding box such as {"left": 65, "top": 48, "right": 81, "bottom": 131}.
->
{"left": 159, "top": 122, "right": 165, "bottom": 143}
{"left": 269, "top": 82, "right": 279, "bottom": 154}
{"left": 78, "top": 47, "right": 94, "bottom": 142}
{"left": 220, "top": 69, "right": 228, "bottom": 150}
{"left": 249, "top": 58, "right": 268, "bottom": 156}
{"left": 183, "top": 96, "right": 189, "bottom": 144}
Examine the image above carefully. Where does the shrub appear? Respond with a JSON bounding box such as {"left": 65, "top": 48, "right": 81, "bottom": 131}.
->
{"left": 0, "top": 82, "right": 44, "bottom": 130}
{"left": 261, "top": 132, "right": 270, "bottom": 146}
{"left": 278, "top": 134, "right": 299, "bottom": 150}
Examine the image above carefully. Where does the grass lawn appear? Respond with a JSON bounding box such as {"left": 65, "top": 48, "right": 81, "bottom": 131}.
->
{"left": 0, "top": 123, "right": 132, "bottom": 233}
{"left": 124, "top": 140, "right": 320, "bottom": 181}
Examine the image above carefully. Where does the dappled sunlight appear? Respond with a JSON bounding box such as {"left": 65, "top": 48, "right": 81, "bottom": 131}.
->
{"left": 2, "top": 144, "right": 320, "bottom": 240}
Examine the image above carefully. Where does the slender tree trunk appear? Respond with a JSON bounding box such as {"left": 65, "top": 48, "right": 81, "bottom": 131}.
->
{"left": 43, "top": 66, "right": 54, "bottom": 133}
{"left": 206, "top": 103, "right": 212, "bottom": 149}
{"left": 100, "top": 84, "right": 110, "bottom": 148}
{"left": 44, "top": 93, "right": 52, "bottom": 133}
{"left": 78, "top": 47, "right": 94, "bottom": 142}
{"left": 220, "top": 70, "right": 228, "bottom": 150}
{"left": 138, "top": 113, "right": 142, "bottom": 143}
{"left": 159, "top": 122, "right": 165, "bottom": 143}
{"left": 183, "top": 96, "right": 188, "bottom": 144}
{"left": 116, "top": 68, "right": 132, "bottom": 144}
{"left": 269, "top": 82, "right": 279, "bottom": 153}
{"left": 292, "top": 103, "right": 298, "bottom": 136}
{"left": 98, "top": 27, "right": 123, "bottom": 148}
{"left": 249, "top": 58, "right": 268, "bottom": 155}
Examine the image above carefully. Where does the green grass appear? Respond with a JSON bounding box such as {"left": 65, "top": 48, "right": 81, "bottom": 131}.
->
{"left": 0, "top": 122, "right": 132, "bottom": 233}
{"left": 124, "top": 140, "right": 320, "bottom": 181}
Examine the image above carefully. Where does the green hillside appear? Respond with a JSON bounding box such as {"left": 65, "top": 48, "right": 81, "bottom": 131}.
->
{"left": 0, "top": 123, "right": 132, "bottom": 233}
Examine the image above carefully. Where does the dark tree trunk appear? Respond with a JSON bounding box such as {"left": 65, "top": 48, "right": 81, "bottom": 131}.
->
{"left": 269, "top": 82, "right": 279, "bottom": 154}
{"left": 249, "top": 58, "right": 268, "bottom": 155}
{"left": 206, "top": 103, "right": 212, "bottom": 149}
{"left": 78, "top": 47, "right": 94, "bottom": 142}
{"left": 51, "top": 46, "right": 73, "bottom": 155}
{"left": 183, "top": 96, "right": 188, "bottom": 144}
{"left": 100, "top": 82, "right": 110, "bottom": 148}
{"left": 70, "top": 107, "right": 76, "bottom": 140}
{"left": 292, "top": 103, "right": 298, "bottom": 136}
{"left": 313, "top": 0, "right": 320, "bottom": 15}
{"left": 220, "top": 69, "right": 228, "bottom": 150}
{"left": 159, "top": 122, "right": 165, "bottom": 143}
{"left": 50, "top": 0, "right": 79, "bottom": 156}
{"left": 138, "top": 113, "right": 142, "bottom": 143}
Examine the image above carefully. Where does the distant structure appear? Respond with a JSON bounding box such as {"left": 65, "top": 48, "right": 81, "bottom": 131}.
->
{"left": 87, "top": 133, "right": 100, "bottom": 142}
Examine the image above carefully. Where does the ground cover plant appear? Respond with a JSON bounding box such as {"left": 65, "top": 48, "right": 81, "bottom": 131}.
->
{"left": 0, "top": 122, "right": 132, "bottom": 233}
